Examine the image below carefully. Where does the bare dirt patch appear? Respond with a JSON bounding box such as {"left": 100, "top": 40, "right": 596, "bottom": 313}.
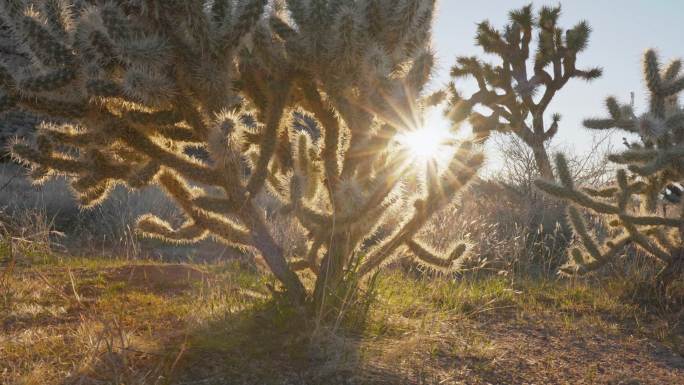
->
{"left": 362, "top": 315, "right": 684, "bottom": 385}
{"left": 105, "top": 263, "right": 210, "bottom": 292}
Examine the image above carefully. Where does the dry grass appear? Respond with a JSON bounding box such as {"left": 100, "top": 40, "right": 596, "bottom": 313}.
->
{"left": 0, "top": 163, "right": 245, "bottom": 263}
{"left": 1, "top": 250, "right": 682, "bottom": 385}
{"left": 1, "top": 255, "right": 269, "bottom": 385}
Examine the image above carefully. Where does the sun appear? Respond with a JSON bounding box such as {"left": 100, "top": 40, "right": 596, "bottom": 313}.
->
{"left": 395, "top": 109, "right": 455, "bottom": 166}
{"left": 396, "top": 125, "right": 451, "bottom": 160}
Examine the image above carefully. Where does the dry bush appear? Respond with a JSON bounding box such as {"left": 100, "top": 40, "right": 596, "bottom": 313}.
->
{"left": 405, "top": 132, "right": 617, "bottom": 278}
{"left": 415, "top": 182, "right": 568, "bottom": 278}
{"left": 0, "top": 163, "right": 242, "bottom": 262}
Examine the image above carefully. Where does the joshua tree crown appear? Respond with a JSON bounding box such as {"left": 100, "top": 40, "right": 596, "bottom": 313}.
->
{"left": 445, "top": 4, "right": 601, "bottom": 179}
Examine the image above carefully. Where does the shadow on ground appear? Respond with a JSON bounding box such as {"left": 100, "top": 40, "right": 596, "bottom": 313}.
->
{"left": 16, "top": 264, "right": 680, "bottom": 385}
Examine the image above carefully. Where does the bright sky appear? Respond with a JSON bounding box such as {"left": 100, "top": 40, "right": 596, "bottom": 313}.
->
{"left": 428, "top": 0, "right": 684, "bottom": 169}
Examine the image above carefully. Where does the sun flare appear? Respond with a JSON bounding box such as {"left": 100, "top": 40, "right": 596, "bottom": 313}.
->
{"left": 395, "top": 110, "right": 455, "bottom": 165}
{"left": 396, "top": 126, "right": 450, "bottom": 160}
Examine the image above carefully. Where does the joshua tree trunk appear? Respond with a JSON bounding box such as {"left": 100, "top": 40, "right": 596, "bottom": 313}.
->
{"left": 531, "top": 141, "right": 554, "bottom": 180}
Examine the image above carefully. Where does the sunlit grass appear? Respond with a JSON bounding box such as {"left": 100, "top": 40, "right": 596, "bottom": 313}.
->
{"left": 2, "top": 252, "right": 682, "bottom": 384}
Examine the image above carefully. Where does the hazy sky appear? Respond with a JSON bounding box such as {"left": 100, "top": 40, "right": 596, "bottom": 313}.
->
{"left": 428, "top": 0, "right": 684, "bottom": 167}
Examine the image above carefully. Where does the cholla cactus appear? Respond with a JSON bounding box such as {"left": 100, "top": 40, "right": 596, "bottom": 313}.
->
{"left": 444, "top": 5, "right": 601, "bottom": 179}
{"left": 536, "top": 50, "right": 684, "bottom": 290}
{"left": 2, "top": 0, "right": 481, "bottom": 306}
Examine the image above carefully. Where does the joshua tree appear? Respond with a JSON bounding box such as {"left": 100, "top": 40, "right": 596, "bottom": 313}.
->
{"left": 1, "top": 0, "right": 481, "bottom": 309}
{"left": 445, "top": 4, "right": 602, "bottom": 179}
{"left": 536, "top": 50, "right": 684, "bottom": 292}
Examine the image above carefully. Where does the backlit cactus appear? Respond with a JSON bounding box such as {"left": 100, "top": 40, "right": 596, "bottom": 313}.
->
{"left": 444, "top": 5, "right": 601, "bottom": 179}
{"left": 2, "top": 0, "right": 481, "bottom": 306}
{"left": 536, "top": 50, "right": 684, "bottom": 290}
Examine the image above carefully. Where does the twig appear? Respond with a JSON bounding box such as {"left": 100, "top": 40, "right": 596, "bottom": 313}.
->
{"left": 166, "top": 337, "right": 188, "bottom": 382}
{"left": 68, "top": 267, "right": 83, "bottom": 304}
{"left": 36, "top": 269, "right": 75, "bottom": 304}
{"left": 0, "top": 170, "right": 20, "bottom": 193}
